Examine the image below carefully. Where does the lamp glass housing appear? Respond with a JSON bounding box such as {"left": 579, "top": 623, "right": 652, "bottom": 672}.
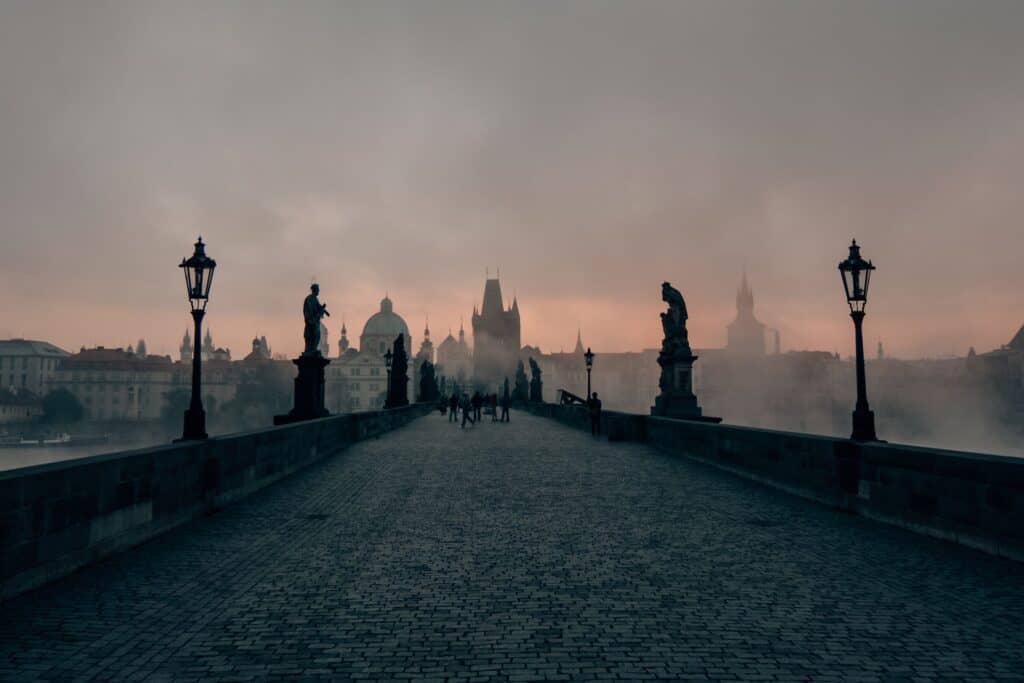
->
{"left": 838, "top": 239, "right": 874, "bottom": 313}
{"left": 180, "top": 237, "right": 217, "bottom": 312}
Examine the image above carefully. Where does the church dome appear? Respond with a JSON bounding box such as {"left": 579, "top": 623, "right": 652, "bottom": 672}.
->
{"left": 360, "top": 297, "right": 411, "bottom": 354}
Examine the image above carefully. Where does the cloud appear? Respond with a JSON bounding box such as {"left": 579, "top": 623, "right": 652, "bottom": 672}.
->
{"left": 1, "top": 0, "right": 1022, "bottom": 359}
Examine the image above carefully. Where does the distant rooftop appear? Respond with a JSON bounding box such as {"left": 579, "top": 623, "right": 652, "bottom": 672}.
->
{"left": 60, "top": 346, "right": 173, "bottom": 371}
{"left": 1008, "top": 323, "right": 1024, "bottom": 351}
{"left": 0, "top": 339, "right": 69, "bottom": 357}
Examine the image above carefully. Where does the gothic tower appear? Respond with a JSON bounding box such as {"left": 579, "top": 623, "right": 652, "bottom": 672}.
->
{"left": 471, "top": 276, "right": 521, "bottom": 384}
{"left": 726, "top": 272, "right": 766, "bottom": 356}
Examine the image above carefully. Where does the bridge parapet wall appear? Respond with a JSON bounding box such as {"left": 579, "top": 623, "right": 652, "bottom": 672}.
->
{"left": 525, "top": 403, "right": 1024, "bottom": 561}
{"left": 0, "top": 404, "right": 431, "bottom": 601}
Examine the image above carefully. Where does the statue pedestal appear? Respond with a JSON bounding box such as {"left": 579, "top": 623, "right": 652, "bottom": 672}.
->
{"left": 274, "top": 354, "right": 330, "bottom": 425}
{"left": 650, "top": 349, "right": 720, "bottom": 422}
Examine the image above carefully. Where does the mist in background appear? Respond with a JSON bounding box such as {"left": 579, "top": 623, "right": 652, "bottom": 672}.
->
{"left": 1, "top": 0, "right": 1023, "bottom": 363}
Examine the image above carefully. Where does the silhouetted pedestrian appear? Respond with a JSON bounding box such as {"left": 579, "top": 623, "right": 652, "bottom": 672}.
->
{"left": 500, "top": 391, "right": 510, "bottom": 422}
{"left": 471, "top": 391, "right": 482, "bottom": 422}
{"left": 448, "top": 393, "right": 459, "bottom": 422}
{"left": 461, "top": 393, "right": 475, "bottom": 429}
{"left": 588, "top": 392, "right": 602, "bottom": 436}
{"left": 490, "top": 393, "right": 498, "bottom": 422}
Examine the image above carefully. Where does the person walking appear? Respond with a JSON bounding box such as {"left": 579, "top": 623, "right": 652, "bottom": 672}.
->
{"left": 588, "top": 392, "right": 602, "bottom": 436}
{"left": 461, "top": 393, "right": 475, "bottom": 429}
{"left": 471, "top": 391, "right": 482, "bottom": 423}
{"left": 448, "top": 393, "right": 459, "bottom": 422}
{"left": 500, "top": 389, "right": 510, "bottom": 423}
{"left": 490, "top": 393, "right": 499, "bottom": 422}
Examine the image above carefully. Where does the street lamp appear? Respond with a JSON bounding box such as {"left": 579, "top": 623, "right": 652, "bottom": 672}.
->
{"left": 838, "top": 239, "right": 877, "bottom": 441}
{"left": 178, "top": 236, "right": 216, "bottom": 440}
{"left": 584, "top": 347, "right": 594, "bottom": 398}
{"left": 383, "top": 348, "right": 393, "bottom": 408}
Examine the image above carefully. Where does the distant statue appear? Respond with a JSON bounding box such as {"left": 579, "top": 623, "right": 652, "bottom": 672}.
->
{"left": 660, "top": 281, "right": 689, "bottom": 346}
{"left": 514, "top": 360, "right": 530, "bottom": 402}
{"left": 386, "top": 334, "right": 409, "bottom": 408}
{"left": 302, "top": 284, "right": 330, "bottom": 356}
{"left": 528, "top": 357, "right": 543, "bottom": 403}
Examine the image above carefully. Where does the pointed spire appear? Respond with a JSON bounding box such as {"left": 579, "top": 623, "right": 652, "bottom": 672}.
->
{"left": 574, "top": 327, "right": 584, "bottom": 355}
{"left": 736, "top": 271, "right": 754, "bottom": 313}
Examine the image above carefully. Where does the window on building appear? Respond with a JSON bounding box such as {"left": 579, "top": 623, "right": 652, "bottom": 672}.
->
{"left": 20, "top": 374, "right": 26, "bottom": 387}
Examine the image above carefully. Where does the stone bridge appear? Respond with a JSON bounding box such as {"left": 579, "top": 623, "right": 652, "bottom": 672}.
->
{"left": 2, "top": 411, "right": 1024, "bottom": 681}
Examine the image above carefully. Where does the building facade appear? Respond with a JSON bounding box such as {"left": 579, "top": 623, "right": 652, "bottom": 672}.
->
{"left": 436, "top": 323, "right": 472, "bottom": 388}
{"left": 0, "top": 339, "right": 69, "bottom": 396}
{"left": 50, "top": 347, "right": 175, "bottom": 422}
{"left": 325, "top": 295, "right": 414, "bottom": 413}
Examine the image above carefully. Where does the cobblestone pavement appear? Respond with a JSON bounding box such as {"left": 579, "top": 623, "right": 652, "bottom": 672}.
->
{"left": 2, "top": 412, "right": 1024, "bottom": 682}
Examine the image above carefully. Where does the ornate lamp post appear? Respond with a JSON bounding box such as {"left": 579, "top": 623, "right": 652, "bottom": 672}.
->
{"left": 383, "top": 348, "right": 394, "bottom": 408}
{"left": 838, "top": 239, "right": 877, "bottom": 441}
{"left": 584, "top": 347, "right": 594, "bottom": 398}
{"left": 178, "top": 237, "right": 216, "bottom": 440}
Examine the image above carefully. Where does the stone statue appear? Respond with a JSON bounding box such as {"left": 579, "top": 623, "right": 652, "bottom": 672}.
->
{"left": 276, "top": 283, "right": 332, "bottom": 425}
{"left": 528, "top": 357, "right": 543, "bottom": 403}
{"left": 651, "top": 281, "right": 716, "bottom": 421}
{"left": 660, "top": 281, "right": 689, "bottom": 348}
{"left": 302, "top": 284, "right": 330, "bottom": 356}
{"left": 386, "top": 334, "right": 409, "bottom": 408}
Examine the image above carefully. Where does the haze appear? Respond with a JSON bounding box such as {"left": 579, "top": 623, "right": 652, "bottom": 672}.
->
{"left": 1, "top": 0, "right": 1022, "bottom": 359}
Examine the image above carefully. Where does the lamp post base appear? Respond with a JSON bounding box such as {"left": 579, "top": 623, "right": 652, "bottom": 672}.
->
{"left": 178, "top": 407, "right": 207, "bottom": 441}
{"left": 851, "top": 408, "right": 877, "bottom": 441}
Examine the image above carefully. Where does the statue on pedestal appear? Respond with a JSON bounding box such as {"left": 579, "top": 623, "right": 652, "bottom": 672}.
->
{"left": 651, "top": 282, "right": 718, "bottom": 422}
{"left": 275, "top": 284, "right": 332, "bottom": 425}
{"left": 386, "top": 334, "right": 410, "bottom": 409}
{"left": 303, "top": 284, "right": 330, "bottom": 357}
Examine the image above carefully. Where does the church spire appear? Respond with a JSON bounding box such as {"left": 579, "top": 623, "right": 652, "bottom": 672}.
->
{"left": 736, "top": 271, "right": 754, "bottom": 314}
{"left": 574, "top": 327, "right": 584, "bottom": 355}
{"left": 338, "top": 318, "right": 349, "bottom": 355}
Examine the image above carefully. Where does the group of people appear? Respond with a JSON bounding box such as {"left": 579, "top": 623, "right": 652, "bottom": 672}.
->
{"left": 440, "top": 390, "right": 511, "bottom": 428}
